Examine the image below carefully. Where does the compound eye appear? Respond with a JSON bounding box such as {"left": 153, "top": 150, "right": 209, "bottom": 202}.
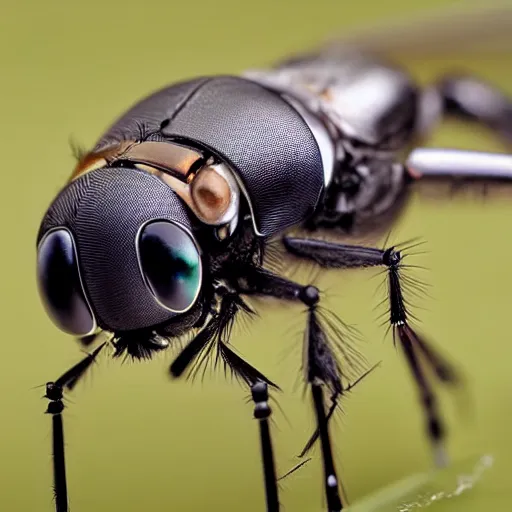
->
{"left": 37, "top": 229, "right": 96, "bottom": 336}
{"left": 138, "top": 221, "right": 202, "bottom": 313}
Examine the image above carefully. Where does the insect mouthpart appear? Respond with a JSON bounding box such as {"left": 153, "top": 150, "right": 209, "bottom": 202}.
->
{"left": 111, "top": 328, "right": 171, "bottom": 361}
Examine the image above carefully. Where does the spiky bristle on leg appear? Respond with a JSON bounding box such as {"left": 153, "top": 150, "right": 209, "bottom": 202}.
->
{"left": 385, "top": 247, "right": 459, "bottom": 467}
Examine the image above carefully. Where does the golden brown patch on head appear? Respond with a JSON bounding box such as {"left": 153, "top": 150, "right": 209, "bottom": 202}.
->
{"left": 69, "top": 141, "right": 134, "bottom": 181}
{"left": 70, "top": 141, "right": 203, "bottom": 182}
{"left": 122, "top": 142, "right": 202, "bottom": 176}
{"left": 191, "top": 167, "right": 231, "bottom": 223}
{"left": 71, "top": 141, "right": 234, "bottom": 226}
{"left": 70, "top": 155, "right": 107, "bottom": 180}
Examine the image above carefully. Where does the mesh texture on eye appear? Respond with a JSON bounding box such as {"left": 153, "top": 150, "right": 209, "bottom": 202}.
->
{"left": 39, "top": 167, "right": 195, "bottom": 331}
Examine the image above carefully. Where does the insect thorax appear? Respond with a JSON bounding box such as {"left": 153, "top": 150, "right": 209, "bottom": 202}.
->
{"left": 244, "top": 51, "right": 418, "bottom": 235}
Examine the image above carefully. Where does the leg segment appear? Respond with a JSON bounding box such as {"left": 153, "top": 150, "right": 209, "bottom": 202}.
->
{"left": 169, "top": 290, "right": 281, "bottom": 512}
{"left": 283, "top": 236, "right": 459, "bottom": 467}
{"left": 251, "top": 381, "right": 280, "bottom": 512}
{"left": 239, "top": 267, "right": 361, "bottom": 511}
{"left": 47, "top": 403, "right": 67, "bottom": 512}
{"left": 418, "top": 74, "right": 512, "bottom": 145}
{"left": 170, "top": 272, "right": 368, "bottom": 510}
{"left": 169, "top": 287, "right": 277, "bottom": 388}
{"left": 406, "top": 147, "right": 512, "bottom": 182}
{"left": 44, "top": 342, "right": 106, "bottom": 512}
{"left": 311, "top": 382, "right": 343, "bottom": 512}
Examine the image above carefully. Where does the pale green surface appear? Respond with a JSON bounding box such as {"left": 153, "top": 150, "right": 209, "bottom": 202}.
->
{"left": 1, "top": 1, "right": 511, "bottom": 511}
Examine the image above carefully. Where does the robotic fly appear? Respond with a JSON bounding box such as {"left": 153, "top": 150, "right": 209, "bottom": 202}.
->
{"left": 36, "top": 5, "right": 512, "bottom": 511}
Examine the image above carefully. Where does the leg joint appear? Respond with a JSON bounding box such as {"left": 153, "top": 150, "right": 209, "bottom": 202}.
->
{"left": 299, "top": 285, "right": 320, "bottom": 307}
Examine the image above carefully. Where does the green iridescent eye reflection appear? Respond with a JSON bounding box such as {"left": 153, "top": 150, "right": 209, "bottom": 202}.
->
{"left": 138, "top": 221, "right": 202, "bottom": 313}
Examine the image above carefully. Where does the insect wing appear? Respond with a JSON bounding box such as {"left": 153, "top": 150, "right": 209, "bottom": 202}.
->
{"left": 310, "top": 2, "right": 512, "bottom": 59}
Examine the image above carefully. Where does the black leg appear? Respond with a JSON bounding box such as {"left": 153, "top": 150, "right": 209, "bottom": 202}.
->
{"left": 438, "top": 75, "right": 512, "bottom": 144}
{"left": 169, "top": 290, "right": 281, "bottom": 512}
{"left": 283, "top": 236, "right": 459, "bottom": 468}
{"left": 44, "top": 342, "right": 106, "bottom": 512}
{"left": 251, "top": 381, "right": 280, "bottom": 512}
{"left": 417, "top": 74, "right": 512, "bottom": 145}
{"left": 238, "top": 267, "right": 366, "bottom": 511}
{"left": 299, "top": 364, "right": 380, "bottom": 458}
{"left": 398, "top": 325, "right": 447, "bottom": 467}
{"left": 47, "top": 402, "right": 67, "bottom": 512}
{"left": 311, "top": 383, "right": 344, "bottom": 512}
{"left": 169, "top": 288, "right": 278, "bottom": 388}
{"left": 170, "top": 271, "right": 371, "bottom": 509}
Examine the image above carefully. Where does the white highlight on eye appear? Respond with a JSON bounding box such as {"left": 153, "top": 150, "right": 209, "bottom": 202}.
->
{"left": 134, "top": 219, "right": 203, "bottom": 315}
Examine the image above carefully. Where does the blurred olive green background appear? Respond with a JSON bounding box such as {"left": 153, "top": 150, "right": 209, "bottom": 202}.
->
{"left": 1, "top": 0, "right": 511, "bottom": 511}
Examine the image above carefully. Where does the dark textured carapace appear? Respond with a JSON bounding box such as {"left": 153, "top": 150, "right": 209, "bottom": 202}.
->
{"left": 36, "top": 6, "right": 512, "bottom": 511}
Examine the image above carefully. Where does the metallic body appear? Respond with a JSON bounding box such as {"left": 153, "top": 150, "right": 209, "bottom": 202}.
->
{"left": 35, "top": 4, "right": 512, "bottom": 511}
